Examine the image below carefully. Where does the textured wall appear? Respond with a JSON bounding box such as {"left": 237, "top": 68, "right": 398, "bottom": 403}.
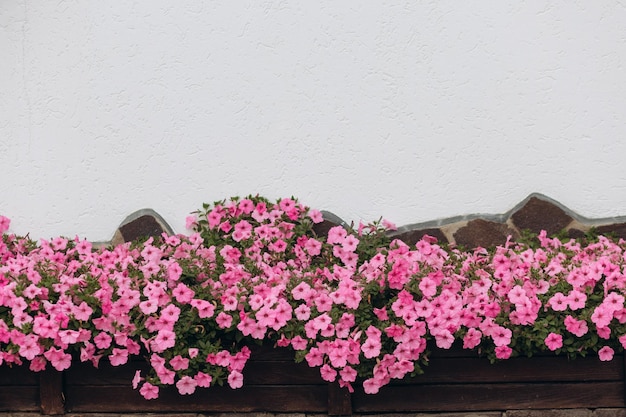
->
{"left": 2, "top": 1, "right": 626, "bottom": 241}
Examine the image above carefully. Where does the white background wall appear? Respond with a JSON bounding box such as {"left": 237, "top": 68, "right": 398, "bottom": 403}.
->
{"left": 2, "top": 1, "right": 626, "bottom": 241}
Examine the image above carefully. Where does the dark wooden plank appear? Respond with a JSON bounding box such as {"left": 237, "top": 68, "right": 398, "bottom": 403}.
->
{"left": 65, "top": 361, "right": 149, "bottom": 386}
{"left": 328, "top": 382, "right": 352, "bottom": 416}
{"left": 65, "top": 360, "right": 323, "bottom": 386}
{"left": 409, "top": 355, "right": 622, "bottom": 384}
{"left": 0, "top": 364, "right": 39, "bottom": 385}
{"left": 243, "top": 361, "right": 324, "bottom": 384}
{"left": 64, "top": 355, "right": 623, "bottom": 387}
{"left": 0, "top": 386, "right": 40, "bottom": 411}
{"left": 623, "top": 352, "right": 626, "bottom": 406}
{"left": 39, "top": 368, "right": 65, "bottom": 415}
{"left": 248, "top": 344, "right": 298, "bottom": 361}
{"left": 65, "top": 385, "right": 328, "bottom": 413}
{"left": 352, "top": 381, "right": 625, "bottom": 412}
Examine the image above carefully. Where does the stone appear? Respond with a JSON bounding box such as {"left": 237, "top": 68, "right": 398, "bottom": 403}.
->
{"left": 505, "top": 410, "right": 592, "bottom": 417}
{"left": 453, "top": 219, "right": 518, "bottom": 249}
{"left": 594, "top": 408, "right": 626, "bottom": 417}
{"left": 510, "top": 197, "right": 573, "bottom": 236}
{"left": 567, "top": 228, "right": 587, "bottom": 239}
{"left": 312, "top": 211, "right": 345, "bottom": 238}
{"left": 595, "top": 222, "right": 626, "bottom": 240}
{"left": 115, "top": 209, "right": 173, "bottom": 243}
{"left": 390, "top": 227, "right": 449, "bottom": 246}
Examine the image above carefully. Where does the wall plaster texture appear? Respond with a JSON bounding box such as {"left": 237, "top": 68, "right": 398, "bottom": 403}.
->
{"left": 2, "top": 2, "right": 626, "bottom": 241}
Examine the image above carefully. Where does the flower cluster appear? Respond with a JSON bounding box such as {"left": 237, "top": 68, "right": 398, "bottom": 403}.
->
{"left": 1, "top": 197, "right": 626, "bottom": 399}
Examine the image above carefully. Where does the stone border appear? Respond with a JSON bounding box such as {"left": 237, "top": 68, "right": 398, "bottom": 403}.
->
{"left": 106, "top": 194, "right": 626, "bottom": 249}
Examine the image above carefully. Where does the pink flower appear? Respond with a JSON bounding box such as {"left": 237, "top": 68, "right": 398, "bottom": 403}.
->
{"left": 43, "top": 347, "right": 72, "bottom": 371}
{"left": 185, "top": 215, "right": 197, "bottom": 230}
{"left": 291, "top": 336, "right": 307, "bottom": 350}
{"left": 294, "top": 304, "right": 311, "bottom": 320}
{"left": 139, "top": 299, "right": 158, "bottom": 315}
{"left": 19, "top": 335, "right": 41, "bottom": 360}
{"left": 268, "top": 239, "right": 287, "bottom": 253}
{"left": 169, "top": 355, "right": 189, "bottom": 371}
{"left": 544, "top": 332, "right": 563, "bottom": 351}
{"left": 382, "top": 219, "right": 397, "bottom": 231}
{"left": 591, "top": 305, "right": 612, "bottom": 328}
{"left": 327, "top": 226, "right": 347, "bottom": 245}
{"left": 463, "top": 328, "right": 482, "bottom": 350}
{"left": 308, "top": 209, "right": 323, "bottom": 223}
{"left": 151, "top": 329, "right": 176, "bottom": 352}
{"left": 139, "top": 382, "right": 159, "bottom": 400}
{"left": 109, "top": 348, "right": 129, "bottom": 366}
{"left": 548, "top": 293, "right": 568, "bottom": 311}
{"left": 361, "top": 337, "right": 382, "bottom": 359}
{"left": 598, "top": 346, "right": 614, "bottom": 361}
{"left": 363, "top": 378, "right": 381, "bottom": 394}
{"left": 0, "top": 215, "right": 10, "bottom": 233}
{"left": 320, "top": 364, "right": 337, "bottom": 382}
{"left": 227, "top": 370, "right": 244, "bottom": 389}
{"left": 564, "top": 315, "right": 588, "bottom": 337}
{"left": 190, "top": 299, "right": 215, "bottom": 318}
{"left": 94, "top": 332, "right": 113, "bottom": 349}
{"left": 491, "top": 326, "right": 512, "bottom": 347}
{"left": 567, "top": 289, "right": 587, "bottom": 310}
{"left": 195, "top": 371, "right": 212, "bottom": 388}
{"left": 216, "top": 312, "right": 233, "bottom": 329}
{"left": 29, "top": 356, "right": 47, "bottom": 372}
{"left": 132, "top": 370, "right": 142, "bottom": 389}
{"left": 176, "top": 376, "right": 197, "bottom": 395}
{"left": 494, "top": 345, "right": 512, "bottom": 359}
{"left": 305, "top": 347, "right": 324, "bottom": 367}
{"left": 373, "top": 307, "right": 388, "bottom": 321}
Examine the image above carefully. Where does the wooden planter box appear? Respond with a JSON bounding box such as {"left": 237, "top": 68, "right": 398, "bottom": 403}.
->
{"left": 2, "top": 344, "right": 625, "bottom": 415}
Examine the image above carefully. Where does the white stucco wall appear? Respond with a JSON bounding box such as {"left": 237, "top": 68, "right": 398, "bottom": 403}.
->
{"left": 2, "top": 1, "right": 626, "bottom": 241}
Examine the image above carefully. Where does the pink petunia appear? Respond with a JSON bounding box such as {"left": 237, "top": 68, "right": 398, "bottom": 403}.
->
{"left": 176, "top": 376, "right": 197, "bottom": 395}
{"left": 463, "top": 328, "right": 482, "bottom": 350}
{"left": 291, "top": 336, "right": 308, "bottom": 350}
{"left": 227, "top": 370, "right": 244, "bottom": 389}
{"left": 190, "top": 299, "right": 215, "bottom": 318}
{"left": 195, "top": 371, "right": 212, "bottom": 388}
{"left": 567, "top": 289, "right": 587, "bottom": 310}
{"left": 169, "top": 355, "right": 189, "bottom": 371}
{"left": 494, "top": 345, "right": 512, "bottom": 359}
{"left": 109, "top": 348, "right": 129, "bottom": 366}
{"left": 564, "top": 315, "right": 588, "bottom": 337}
{"left": 308, "top": 209, "right": 324, "bottom": 223}
{"left": 598, "top": 346, "right": 615, "bottom": 361}
{"left": 544, "top": 333, "right": 563, "bottom": 351}
{"left": 548, "top": 292, "right": 568, "bottom": 312}
{"left": 216, "top": 312, "right": 233, "bottom": 329}
{"left": 320, "top": 364, "right": 338, "bottom": 382}
{"left": 139, "top": 382, "right": 159, "bottom": 400}
{"left": 151, "top": 329, "right": 176, "bottom": 352}
{"left": 362, "top": 377, "right": 382, "bottom": 394}
{"left": 491, "top": 326, "right": 512, "bottom": 347}
{"left": 132, "top": 370, "right": 142, "bottom": 389}
{"left": 0, "top": 215, "right": 10, "bottom": 232}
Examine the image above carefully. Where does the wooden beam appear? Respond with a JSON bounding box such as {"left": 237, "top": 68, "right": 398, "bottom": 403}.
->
{"left": 40, "top": 368, "right": 64, "bottom": 415}
{"left": 328, "top": 382, "right": 352, "bottom": 416}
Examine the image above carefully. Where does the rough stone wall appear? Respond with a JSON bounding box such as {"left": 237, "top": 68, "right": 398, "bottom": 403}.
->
{"left": 111, "top": 193, "right": 626, "bottom": 249}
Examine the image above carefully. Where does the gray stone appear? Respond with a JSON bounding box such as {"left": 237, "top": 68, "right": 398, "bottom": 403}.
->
{"left": 594, "top": 408, "right": 626, "bottom": 417}
{"left": 510, "top": 196, "right": 573, "bottom": 236}
{"left": 389, "top": 227, "right": 449, "bottom": 246}
{"left": 453, "top": 218, "right": 518, "bottom": 248}
{"left": 505, "top": 409, "right": 593, "bottom": 417}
